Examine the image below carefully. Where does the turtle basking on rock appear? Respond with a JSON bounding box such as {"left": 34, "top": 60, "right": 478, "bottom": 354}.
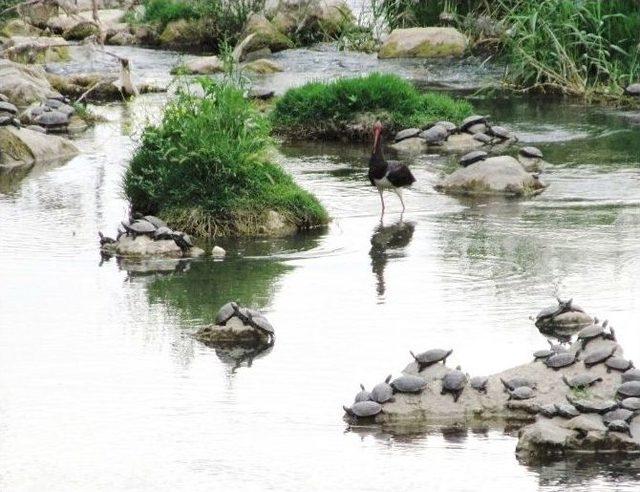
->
{"left": 441, "top": 366, "right": 467, "bottom": 402}
{"left": 562, "top": 373, "right": 602, "bottom": 390}
{"left": 501, "top": 377, "right": 536, "bottom": 391}
{"left": 617, "top": 381, "right": 640, "bottom": 399}
{"left": 567, "top": 396, "right": 618, "bottom": 414}
{"left": 605, "top": 357, "right": 633, "bottom": 373}
{"left": 576, "top": 322, "right": 616, "bottom": 349}
{"left": 391, "top": 375, "right": 427, "bottom": 394}
{"left": 583, "top": 346, "right": 616, "bottom": 368}
{"left": 370, "top": 375, "right": 394, "bottom": 403}
{"left": 419, "top": 125, "right": 449, "bottom": 145}
{"left": 603, "top": 408, "right": 634, "bottom": 424}
{"left": 122, "top": 219, "right": 156, "bottom": 238}
{"left": 231, "top": 304, "right": 275, "bottom": 342}
{"left": 215, "top": 301, "right": 238, "bottom": 325}
{"left": 507, "top": 386, "right": 535, "bottom": 400}
{"left": 459, "top": 150, "right": 488, "bottom": 167}
{"left": 486, "top": 125, "right": 513, "bottom": 141}
{"left": 620, "top": 397, "right": 640, "bottom": 411}
{"left": 605, "top": 419, "right": 632, "bottom": 437}
{"left": 556, "top": 403, "right": 580, "bottom": 418}
{"left": 343, "top": 400, "right": 382, "bottom": 419}
{"left": 622, "top": 368, "right": 640, "bottom": 382}
{"left": 544, "top": 350, "right": 580, "bottom": 370}
{"left": 354, "top": 384, "right": 371, "bottom": 403}
{"left": 98, "top": 231, "right": 116, "bottom": 246}
{"left": 410, "top": 348, "right": 453, "bottom": 371}
{"left": 460, "top": 115, "right": 488, "bottom": 132}
{"left": 172, "top": 231, "right": 194, "bottom": 252}
{"left": 534, "top": 297, "right": 586, "bottom": 328}
{"left": 537, "top": 403, "right": 558, "bottom": 418}
{"left": 470, "top": 376, "right": 488, "bottom": 394}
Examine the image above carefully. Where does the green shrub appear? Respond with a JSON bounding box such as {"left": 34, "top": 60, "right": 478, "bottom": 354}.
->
{"left": 142, "top": 0, "right": 199, "bottom": 27}
{"left": 124, "top": 79, "right": 327, "bottom": 237}
{"left": 271, "top": 73, "right": 474, "bottom": 139}
{"left": 371, "top": 0, "right": 475, "bottom": 29}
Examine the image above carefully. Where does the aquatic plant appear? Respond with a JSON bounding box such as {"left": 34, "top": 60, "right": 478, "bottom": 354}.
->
{"left": 271, "top": 73, "right": 474, "bottom": 139}
{"left": 123, "top": 79, "right": 328, "bottom": 237}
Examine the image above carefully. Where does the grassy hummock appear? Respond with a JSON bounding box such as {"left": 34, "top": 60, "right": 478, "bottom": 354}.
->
{"left": 124, "top": 79, "right": 328, "bottom": 237}
{"left": 270, "top": 73, "right": 474, "bottom": 140}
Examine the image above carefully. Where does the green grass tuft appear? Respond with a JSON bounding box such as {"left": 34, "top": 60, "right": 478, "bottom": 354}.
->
{"left": 123, "top": 79, "right": 328, "bottom": 237}
{"left": 271, "top": 73, "right": 474, "bottom": 139}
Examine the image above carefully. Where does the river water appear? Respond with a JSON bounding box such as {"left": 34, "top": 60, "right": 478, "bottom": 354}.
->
{"left": 1, "top": 44, "right": 640, "bottom": 491}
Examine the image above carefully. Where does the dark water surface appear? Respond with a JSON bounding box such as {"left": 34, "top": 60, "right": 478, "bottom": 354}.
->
{"left": 1, "top": 47, "right": 640, "bottom": 491}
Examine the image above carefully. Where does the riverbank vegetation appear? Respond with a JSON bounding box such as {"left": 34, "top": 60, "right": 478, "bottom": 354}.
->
{"left": 372, "top": 0, "right": 640, "bottom": 100}
{"left": 124, "top": 79, "right": 328, "bottom": 237}
{"left": 271, "top": 73, "right": 474, "bottom": 139}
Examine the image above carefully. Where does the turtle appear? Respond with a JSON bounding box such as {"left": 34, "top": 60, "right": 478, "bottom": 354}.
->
{"left": 472, "top": 133, "right": 492, "bottom": 144}
{"left": 0, "top": 115, "right": 20, "bottom": 128}
{"left": 620, "top": 397, "right": 640, "bottom": 411}
{"left": 576, "top": 323, "right": 615, "bottom": 349}
{"left": 507, "top": 386, "right": 535, "bottom": 400}
{"left": 556, "top": 403, "right": 580, "bottom": 418}
{"left": 603, "top": 408, "right": 633, "bottom": 424}
{"left": 519, "top": 146, "right": 543, "bottom": 159}
{"left": 354, "top": 384, "right": 371, "bottom": 403}
{"left": 538, "top": 403, "right": 558, "bottom": 418}
{"left": 394, "top": 128, "right": 421, "bottom": 142}
{"left": 622, "top": 368, "right": 640, "bottom": 382}
{"left": 465, "top": 122, "right": 487, "bottom": 134}
{"left": 459, "top": 150, "right": 488, "bottom": 167}
{"left": 245, "top": 313, "right": 275, "bottom": 339}
{"left": 215, "top": 301, "right": 238, "bottom": 325}
{"left": 606, "top": 419, "right": 632, "bottom": 437}
{"left": 547, "top": 339, "right": 569, "bottom": 353}
{"left": 533, "top": 348, "right": 554, "bottom": 361}
{"left": 26, "top": 124, "right": 46, "bottom": 133}
{"left": 143, "top": 215, "right": 168, "bottom": 229}
{"left": 441, "top": 366, "right": 467, "bottom": 402}
{"left": 370, "top": 375, "right": 394, "bottom": 403}
{"left": 535, "top": 297, "right": 578, "bottom": 325}
{"left": 391, "top": 375, "right": 427, "bottom": 394}
{"left": 470, "top": 376, "right": 488, "bottom": 393}
{"left": 501, "top": 377, "right": 536, "bottom": 391}
{"left": 434, "top": 121, "right": 457, "bottom": 133}
{"left": 460, "top": 114, "right": 488, "bottom": 132}
{"left": 343, "top": 400, "right": 382, "bottom": 418}
{"left": 568, "top": 397, "right": 618, "bottom": 414}
{"left": 562, "top": 373, "right": 602, "bottom": 390}
{"left": 624, "top": 83, "right": 640, "bottom": 97}
{"left": 98, "top": 231, "right": 116, "bottom": 246}
{"left": 0, "top": 101, "right": 18, "bottom": 115}
{"left": 172, "top": 231, "right": 194, "bottom": 252}
{"left": 122, "top": 219, "right": 156, "bottom": 237}
{"left": 34, "top": 110, "right": 69, "bottom": 131}
{"left": 617, "top": 381, "right": 640, "bottom": 398}
{"left": 419, "top": 125, "right": 448, "bottom": 145}
{"left": 583, "top": 346, "right": 616, "bottom": 368}
{"left": 153, "top": 226, "right": 174, "bottom": 240}
{"left": 487, "top": 125, "right": 512, "bottom": 141}
{"left": 544, "top": 351, "right": 579, "bottom": 370}
{"left": 409, "top": 348, "right": 453, "bottom": 371}
{"left": 605, "top": 357, "right": 633, "bottom": 373}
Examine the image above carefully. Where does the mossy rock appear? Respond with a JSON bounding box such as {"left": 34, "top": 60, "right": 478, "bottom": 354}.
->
{"left": 0, "top": 126, "right": 78, "bottom": 169}
{"left": 317, "top": 0, "right": 355, "bottom": 37}
{"left": 242, "top": 58, "right": 283, "bottom": 74}
{"left": 233, "top": 14, "right": 293, "bottom": 61}
{"left": 62, "top": 20, "right": 100, "bottom": 40}
{"left": 158, "top": 19, "right": 195, "bottom": 46}
{"left": 1, "top": 19, "right": 43, "bottom": 37}
{"left": 378, "top": 27, "right": 468, "bottom": 59}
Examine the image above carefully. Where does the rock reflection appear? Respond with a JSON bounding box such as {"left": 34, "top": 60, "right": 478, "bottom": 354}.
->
{"left": 369, "top": 219, "right": 416, "bottom": 297}
{"left": 207, "top": 341, "right": 274, "bottom": 372}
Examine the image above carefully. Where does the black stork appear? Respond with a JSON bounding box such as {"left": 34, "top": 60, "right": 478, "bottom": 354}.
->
{"left": 368, "top": 121, "right": 416, "bottom": 214}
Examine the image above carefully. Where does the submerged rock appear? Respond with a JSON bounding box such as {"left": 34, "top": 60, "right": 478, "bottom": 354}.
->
{"left": 435, "top": 155, "right": 547, "bottom": 197}
{"left": 378, "top": 27, "right": 468, "bottom": 59}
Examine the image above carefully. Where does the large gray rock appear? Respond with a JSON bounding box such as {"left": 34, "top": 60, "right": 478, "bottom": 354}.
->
{"left": 2, "top": 36, "right": 69, "bottom": 64}
{"left": 102, "top": 235, "right": 204, "bottom": 258}
{"left": 439, "top": 132, "right": 483, "bottom": 153}
{"left": 0, "top": 59, "right": 61, "bottom": 106}
{"left": 0, "top": 126, "right": 78, "bottom": 170}
{"left": 389, "top": 136, "right": 426, "bottom": 154}
{"left": 378, "top": 27, "right": 468, "bottom": 59}
{"left": 435, "top": 155, "right": 547, "bottom": 196}
{"left": 232, "top": 14, "right": 293, "bottom": 62}
{"left": 266, "top": 0, "right": 354, "bottom": 37}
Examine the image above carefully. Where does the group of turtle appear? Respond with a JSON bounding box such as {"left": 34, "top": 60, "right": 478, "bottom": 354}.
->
{"left": 458, "top": 146, "right": 543, "bottom": 169}
{"left": 0, "top": 94, "right": 76, "bottom": 134}
{"left": 343, "top": 348, "right": 493, "bottom": 419}
{"left": 98, "top": 214, "right": 196, "bottom": 253}
{"left": 0, "top": 97, "right": 21, "bottom": 130}
{"left": 213, "top": 301, "right": 275, "bottom": 343}
{"left": 533, "top": 297, "right": 587, "bottom": 329}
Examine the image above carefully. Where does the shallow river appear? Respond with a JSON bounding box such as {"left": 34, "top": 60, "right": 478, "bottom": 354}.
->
{"left": 1, "top": 45, "right": 640, "bottom": 491}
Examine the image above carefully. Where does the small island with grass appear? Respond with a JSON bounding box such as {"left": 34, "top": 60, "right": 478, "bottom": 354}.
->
{"left": 270, "top": 73, "right": 474, "bottom": 140}
{"left": 123, "top": 79, "right": 328, "bottom": 238}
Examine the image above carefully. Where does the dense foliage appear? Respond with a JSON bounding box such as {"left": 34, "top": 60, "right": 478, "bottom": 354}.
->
{"left": 124, "top": 79, "right": 327, "bottom": 236}
{"left": 271, "top": 73, "right": 474, "bottom": 138}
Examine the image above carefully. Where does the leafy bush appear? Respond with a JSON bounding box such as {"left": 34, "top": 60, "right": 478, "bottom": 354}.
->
{"left": 142, "top": 0, "right": 198, "bottom": 27}
{"left": 271, "top": 73, "right": 474, "bottom": 139}
{"left": 371, "top": 0, "right": 475, "bottom": 29}
{"left": 124, "top": 79, "right": 327, "bottom": 237}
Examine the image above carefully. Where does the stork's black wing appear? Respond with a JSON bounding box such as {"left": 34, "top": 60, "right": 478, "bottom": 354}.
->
{"left": 386, "top": 161, "right": 416, "bottom": 187}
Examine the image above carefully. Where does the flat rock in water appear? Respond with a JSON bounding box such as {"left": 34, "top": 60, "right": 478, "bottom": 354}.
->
{"left": 0, "top": 126, "right": 78, "bottom": 169}
{"left": 103, "top": 235, "right": 204, "bottom": 258}
{"left": 435, "top": 155, "right": 547, "bottom": 196}
{"left": 378, "top": 27, "right": 468, "bottom": 58}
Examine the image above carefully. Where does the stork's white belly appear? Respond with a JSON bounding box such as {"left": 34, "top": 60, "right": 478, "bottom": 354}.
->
{"left": 374, "top": 176, "right": 393, "bottom": 189}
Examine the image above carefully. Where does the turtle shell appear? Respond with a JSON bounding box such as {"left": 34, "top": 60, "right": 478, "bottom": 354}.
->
{"left": 354, "top": 385, "right": 371, "bottom": 403}
{"left": 394, "top": 128, "right": 421, "bottom": 142}
{"left": 370, "top": 376, "right": 394, "bottom": 403}
{"left": 473, "top": 133, "right": 492, "bottom": 144}
{"left": 617, "top": 381, "right": 640, "bottom": 398}
{"left": 620, "top": 397, "right": 640, "bottom": 411}
{"left": 605, "top": 357, "right": 633, "bottom": 372}
{"left": 442, "top": 369, "right": 467, "bottom": 391}
{"left": 577, "top": 324, "right": 604, "bottom": 340}
{"left": 622, "top": 368, "right": 640, "bottom": 382}
{"left": 556, "top": 403, "right": 580, "bottom": 418}
{"left": 419, "top": 125, "right": 448, "bottom": 144}
{"left": 569, "top": 397, "right": 618, "bottom": 414}
{"left": 583, "top": 347, "right": 616, "bottom": 367}
{"left": 545, "top": 352, "right": 577, "bottom": 369}
{"left": 519, "top": 146, "right": 543, "bottom": 159}
{"left": 391, "top": 375, "right": 427, "bottom": 393}
{"left": 434, "top": 121, "right": 457, "bottom": 132}
{"left": 470, "top": 376, "right": 488, "bottom": 391}
{"left": 562, "top": 373, "right": 602, "bottom": 389}
{"left": 606, "top": 420, "right": 630, "bottom": 434}
{"left": 411, "top": 348, "right": 452, "bottom": 367}
{"left": 144, "top": 215, "right": 168, "bottom": 229}
{"left": 603, "top": 408, "right": 633, "bottom": 424}
{"left": 536, "top": 304, "right": 560, "bottom": 320}
{"left": 126, "top": 220, "right": 156, "bottom": 235}
{"left": 460, "top": 114, "right": 487, "bottom": 131}
{"left": 249, "top": 314, "right": 275, "bottom": 335}
{"left": 153, "top": 226, "right": 174, "bottom": 240}
{"left": 501, "top": 376, "right": 536, "bottom": 391}
{"left": 215, "top": 301, "right": 238, "bottom": 325}
{"left": 509, "top": 387, "right": 535, "bottom": 400}
{"left": 538, "top": 403, "right": 558, "bottom": 418}
{"left": 35, "top": 110, "right": 69, "bottom": 127}
{"left": 459, "top": 150, "right": 488, "bottom": 167}
{"left": 0, "top": 101, "right": 18, "bottom": 114}
{"left": 346, "top": 400, "right": 382, "bottom": 418}
{"left": 533, "top": 349, "right": 553, "bottom": 360}
{"left": 487, "top": 125, "right": 511, "bottom": 140}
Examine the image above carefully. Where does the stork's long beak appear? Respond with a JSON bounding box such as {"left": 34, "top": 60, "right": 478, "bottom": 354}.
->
{"left": 372, "top": 128, "right": 381, "bottom": 153}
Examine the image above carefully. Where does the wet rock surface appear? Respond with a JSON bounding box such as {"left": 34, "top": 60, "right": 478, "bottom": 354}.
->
{"left": 0, "top": 126, "right": 79, "bottom": 169}
{"left": 195, "top": 302, "right": 275, "bottom": 346}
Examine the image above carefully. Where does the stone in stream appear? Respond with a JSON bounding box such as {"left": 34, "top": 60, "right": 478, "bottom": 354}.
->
{"left": 378, "top": 27, "right": 468, "bottom": 59}
{"left": 0, "top": 126, "right": 78, "bottom": 169}
{"left": 211, "top": 245, "right": 226, "bottom": 258}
